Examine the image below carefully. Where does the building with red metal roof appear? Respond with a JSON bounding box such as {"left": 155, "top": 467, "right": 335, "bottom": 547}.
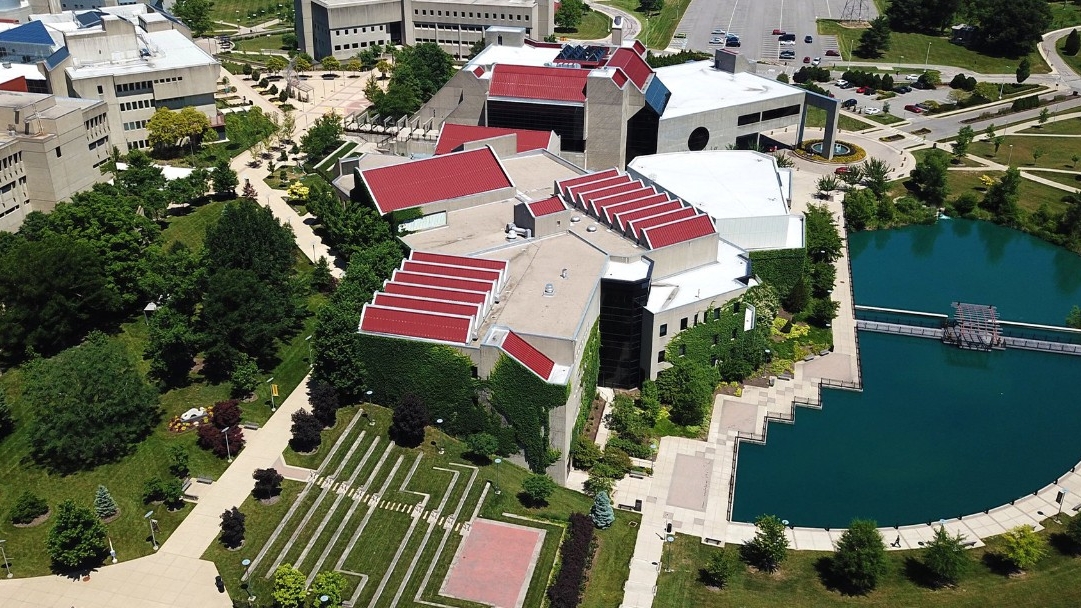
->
{"left": 434, "top": 124, "right": 557, "bottom": 156}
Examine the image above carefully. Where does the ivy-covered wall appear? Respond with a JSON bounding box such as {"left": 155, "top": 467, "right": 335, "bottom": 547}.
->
{"left": 573, "top": 321, "right": 600, "bottom": 438}
{"left": 354, "top": 334, "right": 490, "bottom": 436}
{"left": 488, "top": 354, "right": 570, "bottom": 472}
{"left": 749, "top": 248, "right": 807, "bottom": 297}
{"left": 665, "top": 296, "right": 771, "bottom": 381}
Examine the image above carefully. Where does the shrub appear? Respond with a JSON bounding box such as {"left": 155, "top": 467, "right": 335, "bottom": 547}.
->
{"left": 46, "top": 500, "right": 108, "bottom": 570}
{"left": 546, "top": 513, "right": 595, "bottom": 608}
{"left": 279, "top": 89, "right": 289, "bottom": 103}
{"left": 10, "top": 491, "right": 48, "bottom": 525}
{"left": 465, "top": 432, "right": 499, "bottom": 458}
{"left": 601, "top": 444, "right": 632, "bottom": 477}
{"left": 211, "top": 399, "right": 242, "bottom": 428}
{"left": 168, "top": 444, "right": 191, "bottom": 478}
{"left": 522, "top": 473, "right": 556, "bottom": 506}
{"left": 584, "top": 472, "right": 614, "bottom": 497}
{"left": 389, "top": 392, "right": 429, "bottom": 448}
{"left": 606, "top": 435, "right": 652, "bottom": 459}
{"left": 220, "top": 506, "right": 246, "bottom": 549}
{"left": 197, "top": 424, "right": 245, "bottom": 458}
{"left": 1001, "top": 524, "right": 1046, "bottom": 571}
{"left": 310, "top": 380, "right": 340, "bottom": 427}
{"left": 289, "top": 409, "right": 323, "bottom": 453}
{"left": 571, "top": 435, "right": 602, "bottom": 469}
{"left": 590, "top": 491, "right": 615, "bottom": 529}
{"left": 832, "top": 519, "right": 887, "bottom": 594}
{"left": 1011, "top": 95, "right": 1040, "bottom": 112}
{"left": 741, "top": 514, "right": 788, "bottom": 573}
{"left": 142, "top": 476, "right": 181, "bottom": 505}
{"left": 252, "top": 467, "right": 284, "bottom": 500}
{"left": 702, "top": 547, "right": 741, "bottom": 588}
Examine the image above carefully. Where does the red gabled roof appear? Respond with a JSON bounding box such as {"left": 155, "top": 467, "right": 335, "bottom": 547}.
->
{"left": 392, "top": 270, "right": 495, "bottom": 293}
{"left": 384, "top": 282, "right": 488, "bottom": 305}
{"left": 606, "top": 47, "right": 653, "bottom": 90}
{"left": 373, "top": 293, "right": 481, "bottom": 319}
{"left": 472, "top": 66, "right": 485, "bottom": 77}
{"left": 411, "top": 251, "right": 507, "bottom": 272}
{"left": 615, "top": 200, "right": 684, "bottom": 232}
{"left": 528, "top": 196, "right": 566, "bottom": 217}
{"left": 642, "top": 214, "right": 717, "bottom": 249}
{"left": 557, "top": 169, "right": 619, "bottom": 197}
{"left": 628, "top": 207, "right": 698, "bottom": 239}
{"left": 603, "top": 193, "right": 669, "bottom": 225}
{"left": 610, "top": 68, "right": 628, "bottom": 89}
{"left": 434, "top": 124, "right": 554, "bottom": 155}
{"left": 502, "top": 331, "right": 555, "bottom": 380}
{"left": 566, "top": 174, "right": 631, "bottom": 204}
{"left": 489, "top": 64, "right": 590, "bottom": 103}
{"left": 593, "top": 187, "right": 655, "bottom": 219}
{"left": 360, "top": 305, "right": 472, "bottom": 343}
{"left": 631, "top": 40, "right": 647, "bottom": 56}
{"left": 402, "top": 261, "right": 502, "bottom": 283}
{"left": 361, "top": 147, "right": 512, "bottom": 215}
{"left": 579, "top": 181, "right": 645, "bottom": 215}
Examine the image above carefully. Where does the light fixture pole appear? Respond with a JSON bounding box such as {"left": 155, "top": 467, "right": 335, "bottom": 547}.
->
{"left": 109, "top": 537, "right": 117, "bottom": 564}
{"left": 222, "top": 426, "right": 234, "bottom": 462}
{"left": 1008, "top": 144, "right": 1014, "bottom": 166}
{"left": 436, "top": 418, "right": 444, "bottom": 454}
{"left": 366, "top": 390, "right": 374, "bottom": 425}
{"left": 663, "top": 535, "right": 675, "bottom": 572}
{"left": 144, "top": 511, "right": 158, "bottom": 551}
{"left": 924, "top": 42, "right": 931, "bottom": 71}
{"left": 0, "top": 539, "right": 12, "bottom": 578}
{"left": 305, "top": 334, "right": 313, "bottom": 366}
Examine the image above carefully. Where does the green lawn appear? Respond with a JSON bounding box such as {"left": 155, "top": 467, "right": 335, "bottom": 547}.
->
{"left": 1020, "top": 116, "right": 1081, "bottom": 135}
{"left": 1026, "top": 170, "right": 1081, "bottom": 191}
{"left": 818, "top": 20, "right": 1050, "bottom": 75}
{"left": 1056, "top": 37, "right": 1081, "bottom": 78}
{"left": 162, "top": 201, "right": 226, "bottom": 249}
{"left": 314, "top": 141, "right": 359, "bottom": 173}
{"left": 211, "top": 0, "right": 289, "bottom": 27}
{"left": 208, "top": 403, "right": 640, "bottom": 607}
{"left": 865, "top": 112, "right": 905, "bottom": 126}
{"left": 233, "top": 33, "right": 288, "bottom": 53}
{"left": 556, "top": 9, "right": 612, "bottom": 40}
{"left": 911, "top": 148, "right": 984, "bottom": 168}
{"left": 805, "top": 106, "right": 876, "bottom": 131}
{"left": 891, "top": 168, "right": 1074, "bottom": 215}
{"left": 969, "top": 135, "right": 1081, "bottom": 170}
{"left": 601, "top": 0, "right": 692, "bottom": 49}
{"left": 655, "top": 516, "right": 1081, "bottom": 607}
{"left": 1050, "top": 2, "right": 1081, "bottom": 30}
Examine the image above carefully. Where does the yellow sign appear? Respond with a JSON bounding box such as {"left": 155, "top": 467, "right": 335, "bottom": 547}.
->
{"left": 272, "top": 384, "right": 279, "bottom": 397}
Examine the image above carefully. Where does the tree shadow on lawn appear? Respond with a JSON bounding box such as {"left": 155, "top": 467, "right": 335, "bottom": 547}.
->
{"left": 812, "top": 555, "right": 875, "bottom": 597}
{"left": 902, "top": 555, "right": 941, "bottom": 589}
{"left": 1049, "top": 532, "right": 1081, "bottom": 557}
{"left": 981, "top": 551, "right": 1018, "bottom": 577}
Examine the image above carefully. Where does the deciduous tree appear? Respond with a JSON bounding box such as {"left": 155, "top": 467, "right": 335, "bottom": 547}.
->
{"left": 212, "top": 158, "right": 238, "bottom": 197}
{"left": 657, "top": 359, "right": 718, "bottom": 426}
{"left": 741, "top": 514, "right": 789, "bottom": 573}
{"left": 702, "top": 547, "right": 741, "bottom": 588}
{"left": 320, "top": 56, "right": 340, "bottom": 72}
{"left": 390, "top": 392, "right": 429, "bottom": 448}
{"left": 923, "top": 525, "right": 971, "bottom": 587}
{"left": 555, "top": 0, "right": 584, "bottom": 29}
{"left": 145, "top": 305, "right": 197, "bottom": 388}
{"left": 465, "top": 432, "right": 500, "bottom": 459}
{"left": 311, "top": 571, "right": 347, "bottom": 606}
{"left": 951, "top": 125, "right": 975, "bottom": 161}
{"left": 832, "top": 519, "right": 887, "bottom": 594}
{"left": 252, "top": 467, "right": 284, "bottom": 501}
{"left": 1001, "top": 524, "right": 1046, "bottom": 571}
{"left": 273, "top": 563, "right": 307, "bottom": 607}
{"left": 289, "top": 409, "right": 323, "bottom": 453}
{"left": 171, "top": 0, "right": 214, "bottom": 36}
{"left": 47, "top": 500, "right": 108, "bottom": 570}
{"left": 220, "top": 506, "right": 246, "bottom": 549}
{"left": 909, "top": 148, "right": 951, "bottom": 208}
{"left": 522, "top": 473, "right": 556, "bottom": 505}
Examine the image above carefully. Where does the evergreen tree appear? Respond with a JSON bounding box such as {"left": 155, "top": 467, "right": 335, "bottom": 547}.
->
{"left": 590, "top": 491, "right": 615, "bottom": 529}
{"left": 1066, "top": 29, "right": 1081, "bottom": 56}
{"left": 220, "top": 506, "right": 246, "bottom": 549}
{"left": 94, "top": 485, "right": 119, "bottom": 519}
{"left": 783, "top": 275, "right": 811, "bottom": 313}
{"left": 390, "top": 392, "right": 429, "bottom": 448}
{"left": 856, "top": 16, "right": 891, "bottom": 58}
{"left": 46, "top": 500, "right": 108, "bottom": 570}
{"left": 741, "top": 514, "right": 789, "bottom": 573}
{"left": 1016, "top": 57, "right": 1031, "bottom": 84}
{"left": 833, "top": 519, "right": 887, "bottom": 594}
{"left": 0, "top": 390, "right": 13, "bottom": 439}
{"left": 923, "top": 525, "right": 971, "bottom": 587}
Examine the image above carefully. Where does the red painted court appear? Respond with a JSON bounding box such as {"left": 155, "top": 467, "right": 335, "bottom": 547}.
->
{"left": 441, "top": 518, "right": 545, "bottom": 608}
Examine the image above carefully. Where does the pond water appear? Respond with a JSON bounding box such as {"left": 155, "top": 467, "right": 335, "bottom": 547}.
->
{"left": 731, "top": 220, "right": 1081, "bottom": 528}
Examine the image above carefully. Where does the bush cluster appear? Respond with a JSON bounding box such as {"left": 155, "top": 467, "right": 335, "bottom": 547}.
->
{"left": 10, "top": 491, "right": 49, "bottom": 525}
{"left": 839, "top": 70, "right": 894, "bottom": 91}
{"left": 547, "top": 513, "right": 596, "bottom": 608}
{"left": 1012, "top": 95, "right": 1040, "bottom": 112}
{"left": 949, "top": 73, "right": 979, "bottom": 91}
{"left": 793, "top": 66, "right": 831, "bottom": 84}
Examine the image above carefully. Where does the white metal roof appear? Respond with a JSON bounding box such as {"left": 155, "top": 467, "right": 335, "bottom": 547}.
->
{"left": 655, "top": 60, "right": 803, "bottom": 119}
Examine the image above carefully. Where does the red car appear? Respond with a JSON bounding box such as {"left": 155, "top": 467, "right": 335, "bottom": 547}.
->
{"left": 773, "top": 29, "right": 786, "bottom": 35}
{"left": 825, "top": 49, "right": 840, "bottom": 56}
{"left": 834, "top": 166, "right": 851, "bottom": 175}
{"left": 904, "top": 104, "right": 924, "bottom": 113}
{"left": 856, "top": 86, "right": 872, "bottom": 94}
{"left": 803, "top": 56, "right": 811, "bottom": 63}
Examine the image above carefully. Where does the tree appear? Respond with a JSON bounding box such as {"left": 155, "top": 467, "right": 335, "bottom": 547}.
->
{"left": 1067, "top": 305, "right": 1081, "bottom": 329}
{"left": 10, "top": 491, "right": 48, "bottom": 525}
{"left": 467, "top": 38, "right": 487, "bottom": 60}
{"left": 197, "top": 424, "right": 245, "bottom": 459}
{"left": 982, "top": 166, "right": 1022, "bottom": 225}
{"left": 1038, "top": 107, "right": 1051, "bottom": 127}
{"left": 572, "top": 435, "right": 603, "bottom": 469}
{"left": 810, "top": 297, "right": 840, "bottom": 326}
{"left": 311, "top": 571, "right": 347, "bottom": 607}
{"left": 220, "top": 506, "right": 246, "bottom": 549}
{"left": 917, "top": 70, "right": 941, "bottom": 89}
{"left": 47, "top": 500, "right": 108, "bottom": 571}
{"left": 310, "top": 380, "right": 341, "bottom": 427}
{"left": 320, "top": 56, "right": 340, "bottom": 73}
{"left": 639, "top": 0, "right": 664, "bottom": 13}
{"left": 145, "top": 305, "right": 196, "bottom": 388}
{"left": 951, "top": 125, "right": 975, "bottom": 161}
{"left": 555, "top": 0, "right": 584, "bottom": 29}
{"left": 212, "top": 158, "right": 238, "bottom": 197}
{"left": 1001, "top": 524, "right": 1046, "bottom": 571}
{"left": 25, "top": 335, "right": 158, "bottom": 473}
{"left": 1066, "top": 29, "right": 1081, "bottom": 56}
{"left": 923, "top": 525, "right": 971, "bottom": 587}
{"left": 242, "top": 180, "right": 258, "bottom": 200}
{"left": 805, "top": 203, "right": 844, "bottom": 263}
{"left": 702, "top": 547, "right": 741, "bottom": 588}
{"left": 94, "top": 485, "right": 119, "bottom": 519}
{"left": 0, "top": 391, "right": 12, "bottom": 439}
{"left": 282, "top": 32, "right": 298, "bottom": 50}
{"left": 832, "top": 519, "right": 887, "bottom": 594}
{"left": 373, "top": 79, "right": 421, "bottom": 119}
{"left": 973, "top": 0, "right": 1052, "bottom": 56}
{"left": 390, "top": 392, "right": 429, "bottom": 447}
{"left": 266, "top": 56, "right": 287, "bottom": 75}
{"left": 584, "top": 472, "right": 615, "bottom": 497}
{"left": 294, "top": 57, "right": 313, "bottom": 74}
{"left": 253, "top": 467, "right": 284, "bottom": 501}
{"left": 842, "top": 188, "right": 877, "bottom": 232}
{"left": 168, "top": 444, "right": 191, "bottom": 478}
{"left": 656, "top": 359, "right": 717, "bottom": 426}
{"left": 171, "top": 0, "right": 214, "bottom": 36}
{"left": 388, "top": 43, "right": 454, "bottom": 102}
{"left": 311, "top": 256, "right": 335, "bottom": 293}
{"left": 1032, "top": 147, "right": 1045, "bottom": 164}
{"left": 860, "top": 157, "right": 891, "bottom": 199}
{"left": 522, "top": 473, "right": 556, "bottom": 505}
{"left": 776, "top": 72, "right": 790, "bottom": 83}
{"left": 344, "top": 58, "right": 362, "bottom": 75}
{"left": 466, "top": 432, "right": 500, "bottom": 459}
{"left": 290, "top": 409, "right": 323, "bottom": 453}
{"left": 741, "top": 514, "right": 789, "bottom": 573}
{"left": 230, "top": 353, "right": 260, "bottom": 397}
{"left": 885, "top": 0, "right": 959, "bottom": 33}
{"left": 856, "top": 16, "right": 891, "bottom": 58}
{"left": 590, "top": 491, "right": 615, "bottom": 529}
{"left": 781, "top": 274, "right": 812, "bottom": 313}
{"left": 147, "top": 107, "right": 211, "bottom": 152}
{"left": 1066, "top": 512, "right": 1081, "bottom": 546}
{"left": 1016, "top": 57, "right": 1031, "bottom": 84}
{"left": 301, "top": 111, "right": 344, "bottom": 158}
{"left": 816, "top": 174, "right": 839, "bottom": 197}
{"left": 376, "top": 58, "right": 392, "bottom": 80}
{"left": 273, "top": 563, "right": 307, "bottom": 608}
{"left": 909, "top": 148, "right": 951, "bottom": 208}
{"left": 984, "top": 123, "right": 998, "bottom": 142}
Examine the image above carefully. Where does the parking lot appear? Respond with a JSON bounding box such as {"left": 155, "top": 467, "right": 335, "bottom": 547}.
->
{"left": 829, "top": 73, "right": 967, "bottom": 120}
{"left": 673, "top": 0, "right": 877, "bottom": 61}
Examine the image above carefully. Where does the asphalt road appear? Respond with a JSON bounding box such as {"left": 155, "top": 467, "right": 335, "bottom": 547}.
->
{"left": 673, "top": 0, "right": 877, "bottom": 61}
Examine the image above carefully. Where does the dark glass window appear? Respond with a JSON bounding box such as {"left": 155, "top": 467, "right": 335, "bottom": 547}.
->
{"left": 680, "top": 318, "right": 688, "bottom": 330}
{"left": 687, "top": 126, "right": 709, "bottom": 150}
{"left": 657, "top": 350, "right": 665, "bottom": 363}
{"left": 737, "top": 112, "right": 761, "bottom": 126}
{"left": 659, "top": 324, "right": 667, "bottom": 337}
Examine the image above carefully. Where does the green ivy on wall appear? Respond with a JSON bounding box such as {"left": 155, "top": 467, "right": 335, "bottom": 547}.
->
{"left": 573, "top": 321, "right": 600, "bottom": 438}
{"left": 488, "top": 354, "right": 570, "bottom": 472}
{"left": 748, "top": 248, "right": 807, "bottom": 298}
{"left": 353, "top": 334, "right": 489, "bottom": 436}
{"left": 665, "top": 297, "right": 772, "bottom": 382}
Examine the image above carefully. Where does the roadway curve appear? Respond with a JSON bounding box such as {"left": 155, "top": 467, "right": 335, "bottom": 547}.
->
{"left": 589, "top": 3, "right": 642, "bottom": 43}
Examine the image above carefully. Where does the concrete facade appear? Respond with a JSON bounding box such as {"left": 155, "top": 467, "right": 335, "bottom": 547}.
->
{"left": 0, "top": 90, "right": 111, "bottom": 231}
{"left": 296, "top": 0, "right": 554, "bottom": 60}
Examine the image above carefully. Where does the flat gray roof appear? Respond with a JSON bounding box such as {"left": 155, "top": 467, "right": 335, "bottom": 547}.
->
{"left": 655, "top": 60, "right": 804, "bottom": 119}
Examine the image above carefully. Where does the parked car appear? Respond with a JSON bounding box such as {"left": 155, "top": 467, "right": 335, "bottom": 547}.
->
{"left": 674, "top": 32, "right": 687, "bottom": 38}
{"left": 773, "top": 29, "right": 786, "bottom": 35}
{"left": 915, "top": 102, "right": 933, "bottom": 110}
{"left": 812, "top": 57, "right": 822, "bottom": 66}
{"left": 726, "top": 39, "right": 741, "bottom": 47}
{"left": 894, "top": 85, "right": 912, "bottom": 94}
{"left": 904, "top": 104, "right": 924, "bottom": 113}
{"left": 836, "top": 79, "right": 849, "bottom": 88}
{"left": 780, "top": 39, "right": 795, "bottom": 46}
{"left": 780, "top": 50, "right": 796, "bottom": 59}
{"left": 835, "top": 166, "right": 852, "bottom": 174}
{"left": 803, "top": 56, "right": 811, "bottom": 63}
{"left": 709, "top": 37, "right": 723, "bottom": 44}
{"left": 826, "top": 49, "right": 840, "bottom": 56}
{"left": 779, "top": 33, "right": 796, "bottom": 41}
{"left": 841, "top": 98, "right": 858, "bottom": 109}
{"left": 712, "top": 28, "right": 725, "bottom": 35}
{"left": 905, "top": 74, "right": 921, "bottom": 81}
{"left": 805, "top": 35, "right": 813, "bottom": 43}
{"left": 856, "top": 86, "right": 872, "bottom": 94}
{"left": 864, "top": 107, "right": 882, "bottom": 115}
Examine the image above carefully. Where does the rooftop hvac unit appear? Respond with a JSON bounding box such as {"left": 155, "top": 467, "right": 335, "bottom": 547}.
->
{"left": 543, "top": 283, "right": 555, "bottom": 296}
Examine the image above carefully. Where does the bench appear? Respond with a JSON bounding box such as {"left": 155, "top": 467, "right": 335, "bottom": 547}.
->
{"left": 242, "top": 422, "right": 261, "bottom": 430}
{"left": 182, "top": 478, "right": 193, "bottom": 492}
{"left": 197, "top": 476, "right": 215, "bottom": 485}
{"left": 962, "top": 541, "right": 978, "bottom": 548}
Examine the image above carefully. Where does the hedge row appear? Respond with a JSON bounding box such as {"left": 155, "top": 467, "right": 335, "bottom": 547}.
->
{"left": 748, "top": 248, "right": 807, "bottom": 297}
{"left": 547, "top": 512, "right": 596, "bottom": 608}
{"left": 1012, "top": 95, "right": 1040, "bottom": 111}
{"left": 488, "top": 354, "right": 569, "bottom": 471}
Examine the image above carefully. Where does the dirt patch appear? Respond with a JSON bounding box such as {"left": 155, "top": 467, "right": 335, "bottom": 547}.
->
{"left": 101, "top": 510, "right": 121, "bottom": 524}
{"left": 582, "top": 397, "right": 607, "bottom": 442}
{"left": 14, "top": 510, "right": 51, "bottom": 528}
{"left": 259, "top": 496, "right": 282, "bottom": 506}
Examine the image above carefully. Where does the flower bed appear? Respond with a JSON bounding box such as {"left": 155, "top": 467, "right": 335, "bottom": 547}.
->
{"left": 793, "top": 139, "right": 867, "bottom": 164}
{"left": 167, "top": 403, "right": 216, "bottom": 433}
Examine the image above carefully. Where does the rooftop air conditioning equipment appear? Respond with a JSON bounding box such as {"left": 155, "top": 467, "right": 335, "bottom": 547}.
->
{"left": 1, "top": 63, "right": 10, "bottom": 69}
{"left": 506, "top": 230, "right": 518, "bottom": 241}
{"left": 543, "top": 283, "right": 555, "bottom": 296}
{"left": 570, "top": 216, "right": 581, "bottom": 223}
{"left": 587, "top": 225, "right": 598, "bottom": 232}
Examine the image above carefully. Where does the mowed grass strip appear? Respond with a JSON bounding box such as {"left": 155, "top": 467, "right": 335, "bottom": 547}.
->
{"left": 601, "top": 0, "right": 692, "bottom": 49}
{"left": 1020, "top": 116, "right": 1081, "bottom": 135}
{"left": 655, "top": 515, "right": 1081, "bottom": 607}
{"left": 1026, "top": 170, "right": 1081, "bottom": 190}
{"left": 969, "top": 135, "right": 1081, "bottom": 169}
{"left": 817, "top": 20, "right": 1049, "bottom": 75}
{"left": 890, "top": 169, "right": 1074, "bottom": 214}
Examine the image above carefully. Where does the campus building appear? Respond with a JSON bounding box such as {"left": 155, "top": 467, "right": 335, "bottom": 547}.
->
{"left": 294, "top": 0, "right": 555, "bottom": 61}
{"left": 0, "top": 89, "right": 112, "bottom": 231}
{"left": 0, "top": 4, "right": 217, "bottom": 150}
{"left": 335, "top": 121, "right": 803, "bottom": 480}
{"left": 411, "top": 28, "right": 838, "bottom": 171}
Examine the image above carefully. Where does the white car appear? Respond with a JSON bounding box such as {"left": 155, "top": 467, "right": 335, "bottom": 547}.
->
{"left": 711, "top": 28, "right": 725, "bottom": 35}
{"left": 905, "top": 74, "right": 920, "bottom": 81}
{"left": 836, "top": 79, "right": 849, "bottom": 87}
{"left": 709, "top": 37, "right": 723, "bottom": 44}
{"left": 811, "top": 57, "right": 822, "bottom": 66}
{"left": 863, "top": 107, "right": 882, "bottom": 115}
{"left": 779, "top": 39, "right": 796, "bottom": 46}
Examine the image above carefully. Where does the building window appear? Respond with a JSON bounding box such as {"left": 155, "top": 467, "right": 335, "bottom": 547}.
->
{"left": 97, "top": 85, "right": 103, "bottom": 94}
{"left": 714, "top": 308, "right": 720, "bottom": 320}
{"left": 680, "top": 317, "right": 688, "bottom": 330}
{"left": 711, "top": 355, "right": 718, "bottom": 366}
{"left": 657, "top": 350, "right": 665, "bottom": 363}
{"left": 659, "top": 324, "right": 667, "bottom": 337}
{"left": 678, "top": 344, "right": 686, "bottom": 356}
{"left": 713, "top": 334, "right": 719, "bottom": 345}
{"left": 733, "top": 302, "right": 741, "bottom": 313}
{"left": 694, "top": 313, "right": 699, "bottom": 325}
{"left": 731, "top": 328, "right": 738, "bottom": 340}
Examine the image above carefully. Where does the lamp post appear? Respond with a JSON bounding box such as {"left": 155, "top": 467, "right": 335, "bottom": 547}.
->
{"left": 1008, "top": 144, "right": 1014, "bottom": 166}
{"left": 924, "top": 42, "right": 931, "bottom": 71}
{"left": 649, "top": 442, "right": 657, "bottom": 465}
{"left": 305, "top": 334, "right": 313, "bottom": 366}
{"left": 144, "top": 510, "right": 159, "bottom": 551}
{"left": 267, "top": 377, "right": 276, "bottom": 411}
{"left": 365, "top": 390, "right": 374, "bottom": 425}
{"left": 0, "top": 539, "right": 11, "bottom": 578}
{"left": 109, "top": 537, "right": 117, "bottom": 564}
{"left": 435, "top": 418, "right": 444, "bottom": 454}
{"left": 222, "top": 426, "right": 234, "bottom": 462}
{"left": 242, "top": 559, "right": 255, "bottom": 602}
{"left": 319, "top": 595, "right": 330, "bottom": 606}
{"left": 663, "top": 535, "right": 675, "bottom": 572}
